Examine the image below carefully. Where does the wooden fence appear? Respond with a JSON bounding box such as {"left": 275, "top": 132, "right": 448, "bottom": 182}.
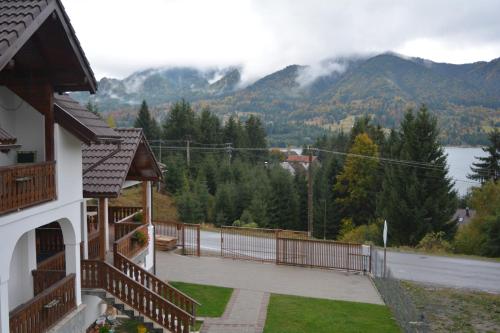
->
{"left": 81, "top": 260, "right": 193, "bottom": 333}
{"left": 0, "top": 161, "right": 56, "bottom": 215}
{"left": 9, "top": 274, "right": 76, "bottom": 333}
{"left": 108, "top": 206, "right": 142, "bottom": 223}
{"left": 154, "top": 221, "right": 200, "bottom": 256}
{"left": 276, "top": 238, "right": 371, "bottom": 271}
{"left": 220, "top": 226, "right": 371, "bottom": 272}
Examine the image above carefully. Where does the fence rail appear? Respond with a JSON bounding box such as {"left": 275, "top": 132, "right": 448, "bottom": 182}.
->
{"left": 87, "top": 232, "right": 100, "bottom": 260}
{"left": 9, "top": 274, "right": 76, "bottom": 333}
{"left": 154, "top": 221, "right": 200, "bottom": 256}
{"left": 81, "top": 260, "right": 193, "bottom": 333}
{"left": 0, "top": 162, "right": 56, "bottom": 215}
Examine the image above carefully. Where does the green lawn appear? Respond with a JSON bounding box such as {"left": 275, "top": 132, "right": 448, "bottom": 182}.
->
{"left": 169, "top": 281, "right": 233, "bottom": 317}
{"left": 264, "top": 294, "right": 400, "bottom": 333}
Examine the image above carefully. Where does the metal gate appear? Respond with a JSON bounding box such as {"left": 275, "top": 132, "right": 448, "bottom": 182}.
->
{"left": 154, "top": 221, "right": 201, "bottom": 256}
{"left": 220, "top": 226, "right": 371, "bottom": 272}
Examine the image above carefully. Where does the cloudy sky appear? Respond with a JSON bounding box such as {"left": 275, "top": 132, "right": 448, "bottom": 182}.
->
{"left": 63, "top": 0, "right": 500, "bottom": 81}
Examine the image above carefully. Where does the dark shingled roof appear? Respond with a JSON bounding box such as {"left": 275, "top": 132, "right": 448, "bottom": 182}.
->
{"left": 0, "top": 0, "right": 97, "bottom": 92}
{"left": 54, "top": 94, "right": 122, "bottom": 144}
{"left": 82, "top": 128, "right": 162, "bottom": 198}
{"left": 0, "top": 126, "right": 16, "bottom": 145}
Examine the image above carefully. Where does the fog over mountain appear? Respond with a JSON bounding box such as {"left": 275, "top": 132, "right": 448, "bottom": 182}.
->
{"left": 72, "top": 53, "right": 500, "bottom": 146}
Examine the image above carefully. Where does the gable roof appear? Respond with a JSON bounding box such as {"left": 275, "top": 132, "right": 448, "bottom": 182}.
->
{"left": 54, "top": 94, "right": 122, "bottom": 144}
{"left": 286, "top": 155, "right": 317, "bottom": 163}
{"left": 0, "top": 0, "right": 97, "bottom": 92}
{"left": 82, "top": 128, "right": 162, "bottom": 198}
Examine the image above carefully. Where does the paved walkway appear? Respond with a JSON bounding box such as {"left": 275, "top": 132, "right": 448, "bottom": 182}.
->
{"left": 201, "top": 289, "right": 270, "bottom": 333}
{"left": 156, "top": 251, "right": 383, "bottom": 305}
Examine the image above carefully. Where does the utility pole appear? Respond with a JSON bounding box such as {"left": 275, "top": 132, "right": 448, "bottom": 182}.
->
{"left": 186, "top": 138, "right": 190, "bottom": 167}
{"left": 323, "top": 199, "right": 326, "bottom": 240}
{"left": 226, "top": 143, "right": 233, "bottom": 165}
{"left": 307, "top": 146, "right": 314, "bottom": 238}
{"left": 158, "top": 140, "right": 162, "bottom": 163}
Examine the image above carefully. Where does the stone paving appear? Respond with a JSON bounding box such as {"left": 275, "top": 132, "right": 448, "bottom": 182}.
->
{"left": 157, "top": 251, "right": 383, "bottom": 305}
{"left": 201, "top": 289, "right": 270, "bottom": 333}
{"left": 157, "top": 252, "right": 384, "bottom": 333}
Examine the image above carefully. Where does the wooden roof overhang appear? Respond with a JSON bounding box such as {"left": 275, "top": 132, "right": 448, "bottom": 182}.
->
{"left": 0, "top": 0, "right": 97, "bottom": 93}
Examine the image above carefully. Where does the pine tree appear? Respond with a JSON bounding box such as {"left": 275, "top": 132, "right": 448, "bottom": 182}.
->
{"left": 267, "top": 166, "right": 299, "bottom": 230}
{"left": 468, "top": 128, "right": 500, "bottom": 183}
{"left": 378, "top": 106, "right": 458, "bottom": 245}
{"left": 134, "top": 100, "right": 159, "bottom": 141}
{"left": 163, "top": 99, "right": 197, "bottom": 140}
{"left": 199, "top": 108, "right": 222, "bottom": 144}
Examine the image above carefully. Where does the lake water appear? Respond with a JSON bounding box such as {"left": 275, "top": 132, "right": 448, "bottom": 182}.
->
{"left": 444, "top": 147, "right": 487, "bottom": 196}
{"left": 282, "top": 147, "right": 487, "bottom": 197}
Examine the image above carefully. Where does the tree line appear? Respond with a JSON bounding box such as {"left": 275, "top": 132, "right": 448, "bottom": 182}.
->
{"left": 132, "top": 99, "right": 498, "bottom": 253}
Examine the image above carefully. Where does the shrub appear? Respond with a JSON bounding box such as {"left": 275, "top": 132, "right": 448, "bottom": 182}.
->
{"left": 133, "top": 230, "right": 148, "bottom": 246}
{"left": 416, "top": 231, "right": 452, "bottom": 253}
{"left": 340, "top": 221, "right": 381, "bottom": 245}
{"left": 454, "top": 181, "right": 500, "bottom": 257}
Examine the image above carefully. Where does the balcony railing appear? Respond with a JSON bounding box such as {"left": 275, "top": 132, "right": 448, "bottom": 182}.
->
{"left": 10, "top": 274, "right": 76, "bottom": 333}
{"left": 0, "top": 162, "right": 56, "bottom": 215}
{"left": 113, "top": 223, "right": 149, "bottom": 260}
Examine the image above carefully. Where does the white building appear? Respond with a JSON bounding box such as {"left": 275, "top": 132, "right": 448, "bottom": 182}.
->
{"left": 0, "top": 1, "right": 197, "bottom": 332}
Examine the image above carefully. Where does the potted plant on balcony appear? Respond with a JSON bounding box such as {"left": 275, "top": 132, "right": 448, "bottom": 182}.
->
{"left": 132, "top": 230, "right": 148, "bottom": 246}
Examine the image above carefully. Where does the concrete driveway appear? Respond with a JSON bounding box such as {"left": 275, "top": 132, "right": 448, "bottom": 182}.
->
{"left": 156, "top": 251, "right": 383, "bottom": 305}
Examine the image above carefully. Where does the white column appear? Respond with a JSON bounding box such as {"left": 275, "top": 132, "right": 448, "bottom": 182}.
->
{"left": 26, "top": 230, "right": 37, "bottom": 298}
{"left": 100, "top": 198, "right": 110, "bottom": 253}
{"left": 81, "top": 200, "right": 89, "bottom": 259}
{"left": 0, "top": 279, "right": 9, "bottom": 333}
{"left": 146, "top": 181, "right": 152, "bottom": 225}
{"left": 64, "top": 242, "right": 82, "bottom": 306}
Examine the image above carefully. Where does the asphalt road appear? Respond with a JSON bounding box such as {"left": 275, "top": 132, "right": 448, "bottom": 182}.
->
{"left": 196, "top": 230, "right": 500, "bottom": 293}
{"left": 386, "top": 251, "right": 500, "bottom": 293}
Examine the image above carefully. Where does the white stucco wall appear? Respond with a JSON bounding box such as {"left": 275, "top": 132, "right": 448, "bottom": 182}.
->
{"left": 0, "top": 86, "right": 45, "bottom": 166}
{"left": 55, "top": 125, "right": 83, "bottom": 203}
{"left": 8, "top": 230, "right": 37, "bottom": 310}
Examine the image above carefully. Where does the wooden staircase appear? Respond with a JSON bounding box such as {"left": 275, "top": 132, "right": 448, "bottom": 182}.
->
{"left": 83, "top": 289, "right": 165, "bottom": 333}
{"left": 81, "top": 260, "right": 196, "bottom": 333}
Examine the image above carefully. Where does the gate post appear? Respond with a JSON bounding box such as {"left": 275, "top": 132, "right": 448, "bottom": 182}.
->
{"left": 197, "top": 226, "right": 201, "bottom": 257}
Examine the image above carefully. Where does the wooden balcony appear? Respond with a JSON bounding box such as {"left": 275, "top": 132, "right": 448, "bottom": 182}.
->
{"left": 10, "top": 274, "right": 76, "bottom": 333}
{"left": 0, "top": 162, "right": 56, "bottom": 215}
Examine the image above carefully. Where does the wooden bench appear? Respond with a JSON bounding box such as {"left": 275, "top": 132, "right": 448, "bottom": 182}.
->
{"left": 155, "top": 235, "right": 177, "bottom": 251}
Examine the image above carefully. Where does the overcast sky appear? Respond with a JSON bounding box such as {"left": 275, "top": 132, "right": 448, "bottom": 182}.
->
{"left": 63, "top": 0, "right": 500, "bottom": 81}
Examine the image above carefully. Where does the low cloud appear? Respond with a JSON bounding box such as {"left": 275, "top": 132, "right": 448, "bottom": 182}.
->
{"left": 296, "top": 60, "right": 349, "bottom": 87}
{"left": 63, "top": 0, "right": 500, "bottom": 80}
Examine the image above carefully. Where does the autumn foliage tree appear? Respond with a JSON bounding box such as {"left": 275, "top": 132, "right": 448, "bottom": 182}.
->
{"left": 334, "top": 133, "right": 380, "bottom": 226}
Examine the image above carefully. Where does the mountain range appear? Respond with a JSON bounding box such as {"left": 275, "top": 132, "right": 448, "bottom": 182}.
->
{"left": 71, "top": 53, "right": 500, "bottom": 146}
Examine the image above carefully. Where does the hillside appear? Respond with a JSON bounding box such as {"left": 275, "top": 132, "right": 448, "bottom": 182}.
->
{"left": 71, "top": 53, "right": 500, "bottom": 146}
